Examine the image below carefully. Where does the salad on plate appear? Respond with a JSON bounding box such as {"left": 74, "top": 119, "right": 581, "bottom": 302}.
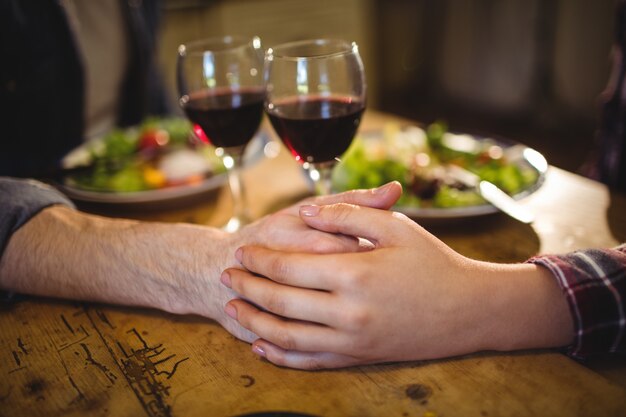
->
{"left": 332, "top": 122, "right": 546, "bottom": 217}
{"left": 61, "top": 117, "right": 225, "bottom": 194}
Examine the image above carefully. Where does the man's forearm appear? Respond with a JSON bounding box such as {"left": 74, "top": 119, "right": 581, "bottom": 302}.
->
{"left": 0, "top": 183, "right": 406, "bottom": 347}
{"left": 0, "top": 206, "right": 228, "bottom": 319}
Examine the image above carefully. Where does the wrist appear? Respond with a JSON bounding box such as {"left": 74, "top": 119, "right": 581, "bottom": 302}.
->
{"left": 472, "top": 261, "right": 574, "bottom": 353}
{"left": 161, "top": 223, "right": 231, "bottom": 319}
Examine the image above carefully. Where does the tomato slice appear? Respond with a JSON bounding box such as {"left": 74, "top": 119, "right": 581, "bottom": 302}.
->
{"left": 138, "top": 129, "right": 170, "bottom": 151}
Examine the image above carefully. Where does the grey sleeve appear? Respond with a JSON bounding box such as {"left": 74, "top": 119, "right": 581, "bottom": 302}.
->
{"left": 0, "top": 177, "right": 76, "bottom": 257}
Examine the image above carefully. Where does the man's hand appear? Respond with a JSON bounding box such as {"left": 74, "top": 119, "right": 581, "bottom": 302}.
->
{"left": 0, "top": 182, "right": 404, "bottom": 346}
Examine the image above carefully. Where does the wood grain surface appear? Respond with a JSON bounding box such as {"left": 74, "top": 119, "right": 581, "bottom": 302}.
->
{"left": 2, "top": 111, "right": 625, "bottom": 417}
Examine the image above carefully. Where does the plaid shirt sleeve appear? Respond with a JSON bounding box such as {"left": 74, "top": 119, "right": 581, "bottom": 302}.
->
{"left": 527, "top": 244, "right": 626, "bottom": 359}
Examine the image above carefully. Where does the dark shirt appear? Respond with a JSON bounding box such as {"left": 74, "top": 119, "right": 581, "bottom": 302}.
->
{"left": 0, "top": 0, "right": 169, "bottom": 178}
{"left": 0, "top": 177, "right": 75, "bottom": 257}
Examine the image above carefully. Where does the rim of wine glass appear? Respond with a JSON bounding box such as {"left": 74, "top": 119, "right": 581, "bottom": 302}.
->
{"left": 266, "top": 39, "right": 358, "bottom": 61}
{"left": 178, "top": 35, "right": 262, "bottom": 57}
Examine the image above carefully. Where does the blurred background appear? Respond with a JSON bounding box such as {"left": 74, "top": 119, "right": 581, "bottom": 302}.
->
{"left": 158, "top": 0, "right": 615, "bottom": 174}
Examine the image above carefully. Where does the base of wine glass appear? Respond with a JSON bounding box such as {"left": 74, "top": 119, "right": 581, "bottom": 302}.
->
{"left": 222, "top": 214, "right": 251, "bottom": 233}
{"left": 305, "top": 160, "right": 337, "bottom": 195}
{"left": 220, "top": 145, "right": 250, "bottom": 233}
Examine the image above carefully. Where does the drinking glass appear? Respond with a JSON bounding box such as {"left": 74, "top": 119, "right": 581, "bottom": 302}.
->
{"left": 264, "top": 39, "right": 366, "bottom": 194}
{"left": 177, "top": 36, "right": 264, "bottom": 232}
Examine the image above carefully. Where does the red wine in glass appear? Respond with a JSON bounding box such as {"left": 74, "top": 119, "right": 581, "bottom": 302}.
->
{"left": 182, "top": 88, "right": 265, "bottom": 149}
{"left": 177, "top": 35, "right": 264, "bottom": 232}
{"left": 267, "top": 95, "right": 365, "bottom": 163}
{"left": 264, "top": 39, "right": 366, "bottom": 194}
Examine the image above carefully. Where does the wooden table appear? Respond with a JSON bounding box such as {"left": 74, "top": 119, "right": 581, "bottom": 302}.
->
{"left": 2, "top": 111, "right": 625, "bottom": 417}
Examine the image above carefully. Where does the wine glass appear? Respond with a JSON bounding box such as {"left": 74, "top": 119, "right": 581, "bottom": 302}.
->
{"left": 264, "top": 39, "right": 366, "bottom": 195}
{"left": 177, "top": 36, "right": 264, "bottom": 232}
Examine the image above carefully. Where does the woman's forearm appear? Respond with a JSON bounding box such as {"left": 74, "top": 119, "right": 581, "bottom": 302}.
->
{"left": 470, "top": 261, "right": 574, "bottom": 353}
{"left": 222, "top": 203, "right": 578, "bottom": 369}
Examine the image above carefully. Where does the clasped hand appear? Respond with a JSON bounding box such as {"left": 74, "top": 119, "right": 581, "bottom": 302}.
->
{"left": 222, "top": 181, "right": 573, "bottom": 369}
{"left": 221, "top": 183, "right": 490, "bottom": 369}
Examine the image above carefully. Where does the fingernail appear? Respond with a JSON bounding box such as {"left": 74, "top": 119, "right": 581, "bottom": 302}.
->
{"left": 300, "top": 204, "right": 320, "bottom": 217}
{"left": 373, "top": 181, "right": 394, "bottom": 194}
{"left": 235, "top": 247, "right": 243, "bottom": 263}
{"left": 220, "top": 271, "right": 231, "bottom": 288}
{"left": 224, "top": 304, "right": 237, "bottom": 319}
{"left": 252, "top": 344, "right": 266, "bottom": 357}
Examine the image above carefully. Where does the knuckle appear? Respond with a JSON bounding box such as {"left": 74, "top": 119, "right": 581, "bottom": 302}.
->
{"left": 234, "top": 305, "right": 251, "bottom": 328}
{"left": 268, "top": 256, "right": 290, "bottom": 282}
{"left": 391, "top": 210, "right": 410, "bottom": 222}
{"left": 391, "top": 211, "right": 416, "bottom": 228}
{"left": 339, "top": 189, "right": 360, "bottom": 203}
{"left": 264, "top": 293, "right": 287, "bottom": 315}
{"left": 339, "top": 325, "right": 374, "bottom": 353}
{"left": 258, "top": 215, "right": 280, "bottom": 237}
{"left": 329, "top": 203, "right": 355, "bottom": 223}
{"left": 229, "top": 271, "right": 245, "bottom": 294}
{"left": 341, "top": 266, "right": 367, "bottom": 289}
{"left": 257, "top": 213, "right": 291, "bottom": 240}
{"left": 273, "top": 327, "right": 297, "bottom": 351}
{"left": 238, "top": 309, "right": 267, "bottom": 339}
{"left": 238, "top": 247, "right": 254, "bottom": 271}
{"left": 342, "top": 307, "right": 370, "bottom": 330}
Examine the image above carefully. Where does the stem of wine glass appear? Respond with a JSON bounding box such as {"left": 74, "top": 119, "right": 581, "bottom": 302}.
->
{"left": 308, "top": 161, "right": 337, "bottom": 195}
{"left": 222, "top": 148, "right": 249, "bottom": 233}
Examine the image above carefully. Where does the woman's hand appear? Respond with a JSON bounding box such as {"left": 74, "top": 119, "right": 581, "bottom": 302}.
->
{"left": 221, "top": 203, "right": 574, "bottom": 369}
{"left": 209, "top": 182, "right": 403, "bottom": 341}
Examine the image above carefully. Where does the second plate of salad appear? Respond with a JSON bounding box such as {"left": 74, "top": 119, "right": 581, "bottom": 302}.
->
{"left": 59, "top": 117, "right": 268, "bottom": 206}
{"left": 332, "top": 122, "right": 548, "bottom": 220}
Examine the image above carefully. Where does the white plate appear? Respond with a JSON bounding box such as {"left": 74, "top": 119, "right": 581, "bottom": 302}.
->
{"left": 58, "top": 131, "right": 270, "bottom": 207}
{"left": 59, "top": 172, "right": 227, "bottom": 205}
{"left": 343, "top": 128, "right": 548, "bottom": 220}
